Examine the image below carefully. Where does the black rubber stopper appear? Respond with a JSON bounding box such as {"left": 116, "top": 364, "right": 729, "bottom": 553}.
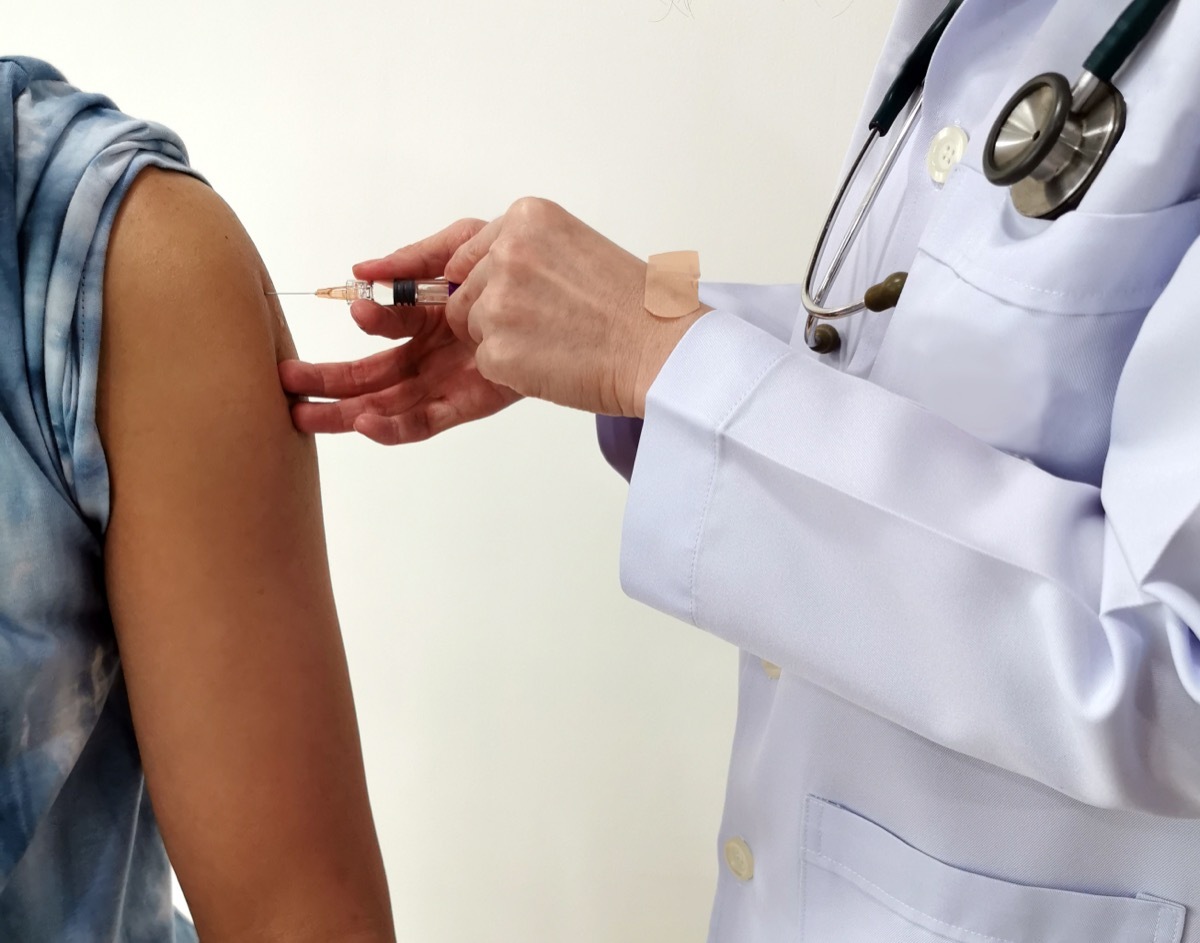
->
{"left": 393, "top": 279, "right": 417, "bottom": 306}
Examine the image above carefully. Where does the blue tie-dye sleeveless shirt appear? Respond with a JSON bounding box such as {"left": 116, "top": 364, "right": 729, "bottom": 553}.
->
{"left": 1, "top": 57, "right": 199, "bottom": 941}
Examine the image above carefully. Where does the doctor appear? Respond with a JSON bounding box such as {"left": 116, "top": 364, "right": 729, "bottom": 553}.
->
{"left": 280, "top": 0, "right": 1200, "bottom": 939}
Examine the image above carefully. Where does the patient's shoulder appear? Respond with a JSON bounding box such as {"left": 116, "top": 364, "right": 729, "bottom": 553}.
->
{"left": 104, "top": 168, "right": 296, "bottom": 367}
{"left": 98, "top": 167, "right": 306, "bottom": 507}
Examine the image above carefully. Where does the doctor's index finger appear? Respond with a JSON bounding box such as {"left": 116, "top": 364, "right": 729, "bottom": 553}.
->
{"left": 287, "top": 374, "right": 430, "bottom": 435}
{"left": 354, "top": 403, "right": 461, "bottom": 446}
{"left": 443, "top": 215, "right": 503, "bottom": 285}
{"left": 444, "top": 253, "right": 490, "bottom": 344}
{"left": 278, "top": 346, "right": 413, "bottom": 399}
{"left": 352, "top": 216, "right": 488, "bottom": 281}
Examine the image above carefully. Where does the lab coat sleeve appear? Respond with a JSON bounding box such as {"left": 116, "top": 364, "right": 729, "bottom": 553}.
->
{"left": 596, "top": 282, "right": 804, "bottom": 481}
{"left": 693, "top": 281, "right": 805, "bottom": 343}
{"left": 621, "top": 241, "right": 1200, "bottom": 816}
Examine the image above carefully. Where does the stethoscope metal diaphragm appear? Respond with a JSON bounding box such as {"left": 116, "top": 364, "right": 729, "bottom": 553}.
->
{"left": 801, "top": 0, "right": 1176, "bottom": 353}
{"left": 982, "top": 72, "right": 1127, "bottom": 220}
{"left": 981, "top": 0, "right": 1177, "bottom": 217}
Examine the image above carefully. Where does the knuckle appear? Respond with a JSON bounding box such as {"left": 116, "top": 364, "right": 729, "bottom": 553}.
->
{"left": 484, "top": 283, "right": 515, "bottom": 321}
{"left": 492, "top": 243, "right": 528, "bottom": 282}
{"left": 491, "top": 235, "right": 531, "bottom": 279}
{"left": 363, "top": 390, "right": 391, "bottom": 418}
{"left": 336, "top": 400, "right": 360, "bottom": 431}
{"left": 509, "top": 196, "right": 550, "bottom": 222}
{"left": 407, "top": 410, "right": 432, "bottom": 442}
{"left": 508, "top": 196, "right": 534, "bottom": 218}
{"left": 474, "top": 341, "right": 497, "bottom": 380}
{"left": 347, "top": 359, "right": 371, "bottom": 390}
{"left": 465, "top": 312, "right": 483, "bottom": 345}
{"left": 469, "top": 300, "right": 493, "bottom": 341}
{"left": 454, "top": 216, "right": 486, "bottom": 235}
{"left": 477, "top": 338, "right": 520, "bottom": 381}
{"left": 446, "top": 296, "right": 469, "bottom": 331}
{"left": 444, "top": 219, "right": 486, "bottom": 259}
{"left": 476, "top": 338, "right": 514, "bottom": 383}
{"left": 489, "top": 236, "right": 514, "bottom": 267}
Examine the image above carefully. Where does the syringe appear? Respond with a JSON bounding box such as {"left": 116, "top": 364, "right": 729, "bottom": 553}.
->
{"left": 268, "top": 278, "right": 458, "bottom": 306}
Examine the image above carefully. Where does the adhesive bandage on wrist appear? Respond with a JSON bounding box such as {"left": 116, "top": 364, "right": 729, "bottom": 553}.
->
{"left": 645, "top": 251, "right": 701, "bottom": 319}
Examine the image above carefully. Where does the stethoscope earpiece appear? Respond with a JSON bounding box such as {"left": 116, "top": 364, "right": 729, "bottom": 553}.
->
{"left": 809, "top": 325, "right": 842, "bottom": 355}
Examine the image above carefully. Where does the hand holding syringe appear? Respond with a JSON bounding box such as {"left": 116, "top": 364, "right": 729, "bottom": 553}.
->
{"left": 280, "top": 200, "right": 685, "bottom": 439}
{"left": 269, "top": 278, "right": 458, "bottom": 306}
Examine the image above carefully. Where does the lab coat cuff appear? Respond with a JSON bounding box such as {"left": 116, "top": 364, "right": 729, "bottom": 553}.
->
{"left": 595, "top": 284, "right": 803, "bottom": 485}
{"left": 620, "top": 311, "right": 792, "bottom": 623}
{"left": 696, "top": 282, "right": 804, "bottom": 343}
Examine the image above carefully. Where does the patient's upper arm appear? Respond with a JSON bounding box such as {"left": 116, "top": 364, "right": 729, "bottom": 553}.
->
{"left": 98, "top": 169, "right": 393, "bottom": 943}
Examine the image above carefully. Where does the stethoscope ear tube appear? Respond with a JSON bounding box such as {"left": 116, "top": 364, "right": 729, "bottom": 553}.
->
{"left": 803, "top": 0, "right": 965, "bottom": 351}
{"left": 806, "top": 0, "right": 964, "bottom": 347}
{"left": 802, "top": 95, "right": 925, "bottom": 349}
{"left": 869, "top": 0, "right": 964, "bottom": 135}
{"left": 1085, "top": 0, "right": 1176, "bottom": 83}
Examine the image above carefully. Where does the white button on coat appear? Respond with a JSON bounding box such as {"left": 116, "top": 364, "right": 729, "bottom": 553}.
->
{"left": 926, "top": 125, "right": 968, "bottom": 184}
{"left": 723, "top": 837, "right": 754, "bottom": 881}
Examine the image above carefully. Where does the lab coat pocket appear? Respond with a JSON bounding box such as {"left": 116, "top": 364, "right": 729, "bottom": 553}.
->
{"left": 868, "top": 165, "right": 1200, "bottom": 484}
{"left": 800, "top": 797, "right": 1184, "bottom": 943}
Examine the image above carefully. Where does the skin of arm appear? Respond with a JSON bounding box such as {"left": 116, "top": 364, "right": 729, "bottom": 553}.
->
{"left": 98, "top": 169, "right": 394, "bottom": 943}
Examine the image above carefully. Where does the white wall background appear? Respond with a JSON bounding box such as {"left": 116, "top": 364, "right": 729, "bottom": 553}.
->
{"left": 9, "top": 2, "right": 895, "bottom": 940}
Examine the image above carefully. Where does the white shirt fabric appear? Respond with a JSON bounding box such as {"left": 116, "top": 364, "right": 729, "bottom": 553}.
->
{"left": 621, "top": 0, "right": 1200, "bottom": 940}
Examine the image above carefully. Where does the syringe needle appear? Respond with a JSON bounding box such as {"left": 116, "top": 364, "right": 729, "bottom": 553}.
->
{"left": 265, "top": 279, "right": 456, "bottom": 305}
{"left": 264, "top": 280, "right": 375, "bottom": 303}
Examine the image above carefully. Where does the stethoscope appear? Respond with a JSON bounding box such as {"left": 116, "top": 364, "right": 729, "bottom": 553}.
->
{"left": 802, "top": 0, "right": 1176, "bottom": 354}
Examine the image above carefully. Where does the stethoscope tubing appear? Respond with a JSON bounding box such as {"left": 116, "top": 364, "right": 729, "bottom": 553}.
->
{"left": 803, "top": 92, "right": 924, "bottom": 327}
{"left": 801, "top": 0, "right": 1176, "bottom": 351}
{"left": 1086, "top": 0, "right": 1175, "bottom": 83}
{"left": 801, "top": 0, "right": 957, "bottom": 347}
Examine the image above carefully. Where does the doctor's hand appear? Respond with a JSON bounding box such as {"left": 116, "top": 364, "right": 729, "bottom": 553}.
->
{"left": 440, "top": 198, "right": 707, "bottom": 417}
{"left": 280, "top": 198, "right": 708, "bottom": 442}
{"left": 278, "top": 218, "right": 524, "bottom": 444}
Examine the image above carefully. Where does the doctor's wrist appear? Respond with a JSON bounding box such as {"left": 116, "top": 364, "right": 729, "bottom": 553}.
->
{"left": 630, "top": 304, "right": 712, "bottom": 418}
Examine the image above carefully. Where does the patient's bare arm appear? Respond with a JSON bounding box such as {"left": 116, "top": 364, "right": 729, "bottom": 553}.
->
{"left": 99, "top": 169, "right": 394, "bottom": 943}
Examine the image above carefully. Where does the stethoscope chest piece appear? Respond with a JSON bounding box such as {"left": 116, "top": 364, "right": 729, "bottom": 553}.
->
{"left": 801, "top": 0, "right": 1175, "bottom": 349}
{"left": 983, "top": 72, "right": 1126, "bottom": 220}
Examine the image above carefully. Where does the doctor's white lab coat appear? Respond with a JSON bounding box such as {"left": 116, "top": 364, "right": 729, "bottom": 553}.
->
{"left": 613, "top": 0, "right": 1200, "bottom": 939}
